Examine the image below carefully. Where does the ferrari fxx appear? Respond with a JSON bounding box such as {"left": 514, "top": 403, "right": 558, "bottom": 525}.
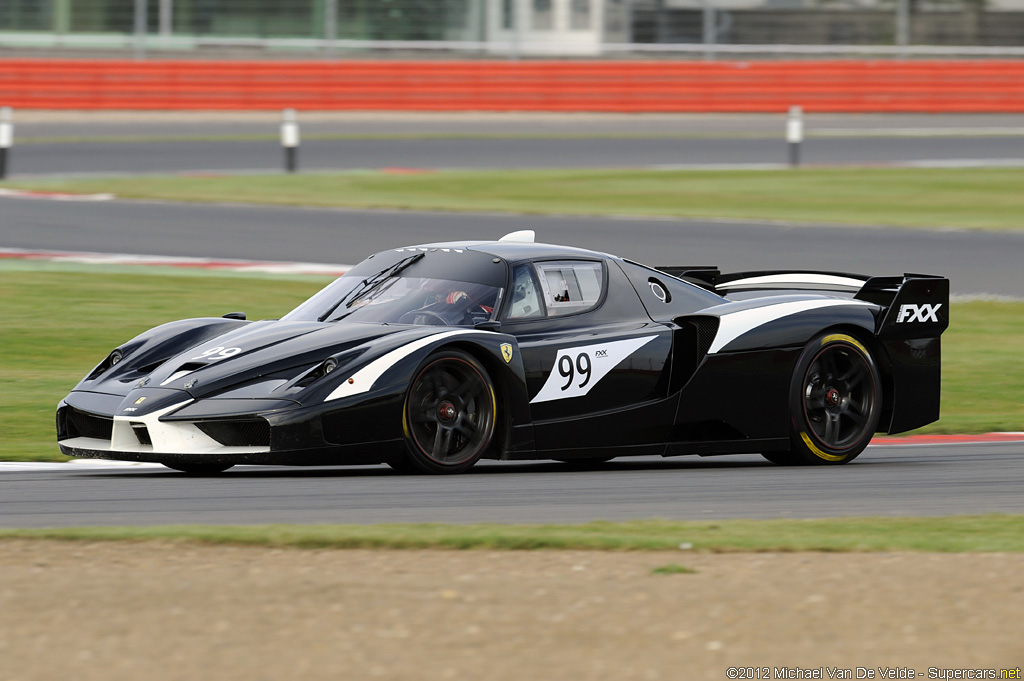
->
{"left": 57, "top": 231, "right": 948, "bottom": 473}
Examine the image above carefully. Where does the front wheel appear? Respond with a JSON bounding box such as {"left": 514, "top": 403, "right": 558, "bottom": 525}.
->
{"left": 784, "top": 332, "right": 881, "bottom": 465}
{"left": 396, "top": 349, "right": 497, "bottom": 474}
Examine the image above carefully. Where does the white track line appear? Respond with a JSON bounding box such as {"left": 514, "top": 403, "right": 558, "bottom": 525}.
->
{"left": 0, "top": 247, "right": 351, "bottom": 276}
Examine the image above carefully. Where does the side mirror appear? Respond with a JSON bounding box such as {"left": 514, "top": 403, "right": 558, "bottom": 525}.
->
{"left": 222, "top": 312, "right": 247, "bottom": 321}
{"left": 474, "top": 320, "right": 501, "bottom": 332}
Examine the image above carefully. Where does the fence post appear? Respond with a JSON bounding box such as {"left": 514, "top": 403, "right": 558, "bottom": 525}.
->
{"left": 896, "top": 0, "right": 910, "bottom": 54}
{"left": 702, "top": 0, "right": 716, "bottom": 61}
{"left": 511, "top": 0, "right": 522, "bottom": 60}
{"left": 656, "top": 0, "right": 668, "bottom": 43}
{"left": 325, "top": 0, "right": 338, "bottom": 59}
{"left": 0, "top": 107, "right": 12, "bottom": 180}
{"left": 159, "top": 0, "right": 173, "bottom": 38}
{"left": 786, "top": 105, "right": 803, "bottom": 168}
{"left": 134, "top": 0, "right": 148, "bottom": 60}
{"left": 281, "top": 109, "right": 300, "bottom": 173}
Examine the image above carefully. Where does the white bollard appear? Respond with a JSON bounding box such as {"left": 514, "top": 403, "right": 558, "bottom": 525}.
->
{"left": 786, "top": 105, "right": 804, "bottom": 168}
{"left": 0, "top": 107, "right": 12, "bottom": 180}
{"left": 281, "top": 108, "right": 300, "bottom": 173}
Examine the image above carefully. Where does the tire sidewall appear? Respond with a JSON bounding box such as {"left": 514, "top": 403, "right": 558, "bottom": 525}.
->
{"left": 789, "top": 332, "right": 881, "bottom": 465}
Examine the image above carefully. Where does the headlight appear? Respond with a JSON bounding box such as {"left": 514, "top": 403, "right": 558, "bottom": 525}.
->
{"left": 292, "top": 349, "right": 368, "bottom": 390}
{"left": 295, "top": 357, "right": 340, "bottom": 388}
{"left": 86, "top": 348, "right": 126, "bottom": 380}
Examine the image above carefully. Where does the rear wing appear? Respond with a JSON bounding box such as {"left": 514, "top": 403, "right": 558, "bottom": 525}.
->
{"left": 856, "top": 273, "right": 949, "bottom": 338}
{"left": 656, "top": 267, "right": 949, "bottom": 337}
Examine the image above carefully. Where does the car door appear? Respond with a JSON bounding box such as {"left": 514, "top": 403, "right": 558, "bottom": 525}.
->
{"left": 502, "top": 258, "right": 675, "bottom": 452}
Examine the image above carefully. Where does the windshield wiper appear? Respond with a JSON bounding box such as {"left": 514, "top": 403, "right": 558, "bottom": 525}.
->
{"left": 318, "top": 253, "right": 424, "bottom": 322}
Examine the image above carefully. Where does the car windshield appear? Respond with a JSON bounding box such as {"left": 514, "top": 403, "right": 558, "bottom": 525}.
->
{"left": 283, "top": 251, "right": 505, "bottom": 327}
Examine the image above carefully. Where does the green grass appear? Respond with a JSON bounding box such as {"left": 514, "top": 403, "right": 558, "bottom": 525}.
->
{"left": 922, "top": 300, "right": 1024, "bottom": 434}
{"left": 651, "top": 563, "right": 699, "bottom": 574}
{"left": 6, "top": 167, "right": 1024, "bottom": 230}
{"left": 1, "top": 267, "right": 1021, "bottom": 462}
{"left": 3, "top": 516, "right": 1024, "bottom": 552}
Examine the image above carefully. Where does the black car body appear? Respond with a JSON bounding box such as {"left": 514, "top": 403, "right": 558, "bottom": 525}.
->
{"left": 57, "top": 231, "right": 949, "bottom": 473}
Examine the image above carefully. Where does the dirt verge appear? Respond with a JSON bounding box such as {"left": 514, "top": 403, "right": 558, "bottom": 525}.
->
{"left": 2, "top": 541, "right": 1021, "bottom": 681}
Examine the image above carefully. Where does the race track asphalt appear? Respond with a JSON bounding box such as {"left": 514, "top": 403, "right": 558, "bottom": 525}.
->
{"left": 2, "top": 197, "right": 1021, "bottom": 297}
{"left": 9, "top": 112, "right": 1024, "bottom": 177}
{"left": 2, "top": 112, "right": 1021, "bottom": 527}
{"left": 9, "top": 135, "right": 1024, "bottom": 177}
{"left": 1, "top": 443, "right": 1022, "bottom": 527}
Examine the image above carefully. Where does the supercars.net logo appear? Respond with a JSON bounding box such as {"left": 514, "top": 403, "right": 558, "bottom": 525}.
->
{"left": 896, "top": 303, "right": 943, "bottom": 323}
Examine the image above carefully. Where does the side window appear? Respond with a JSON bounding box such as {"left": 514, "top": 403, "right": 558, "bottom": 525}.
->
{"left": 509, "top": 264, "right": 543, "bottom": 319}
{"left": 535, "top": 261, "right": 604, "bottom": 317}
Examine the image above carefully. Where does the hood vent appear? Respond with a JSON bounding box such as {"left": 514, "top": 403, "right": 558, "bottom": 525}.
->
{"left": 160, "top": 362, "right": 208, "bottom": 387}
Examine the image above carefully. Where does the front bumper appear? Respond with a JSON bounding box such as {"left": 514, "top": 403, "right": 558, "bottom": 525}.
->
{"left": 56, "top": 388, "right": 405, "bottom": 467}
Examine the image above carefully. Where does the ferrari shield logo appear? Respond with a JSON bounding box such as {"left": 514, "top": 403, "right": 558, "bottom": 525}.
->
{"left": 500, "top": 343, "right": 514, "bottom": 364}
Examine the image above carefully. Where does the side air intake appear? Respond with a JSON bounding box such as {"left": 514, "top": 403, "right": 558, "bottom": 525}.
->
{"left": 692, "top": 317, "right": 720, "bottom": 360}
{"left": 669, "top": 316, "right": 720, "bottom": 394}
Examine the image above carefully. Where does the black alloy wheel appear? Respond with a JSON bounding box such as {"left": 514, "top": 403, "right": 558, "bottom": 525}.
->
{"left": 768, "top": 332, "right": 881, "bottom": 466}
{"left": 397, "top": 349, "right": 497, "bottom": 474}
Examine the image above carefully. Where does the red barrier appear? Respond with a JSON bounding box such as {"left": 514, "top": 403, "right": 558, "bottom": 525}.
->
{"left": 3, "top": 59, "right": 1024, "bottom": 112}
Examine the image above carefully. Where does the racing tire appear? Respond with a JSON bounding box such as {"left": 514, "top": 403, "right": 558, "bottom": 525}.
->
{"left": 162, "top": 462, "right": 234, "bottom": 474}
{"left": 398, "top": 349, "right": 497, "bottom": 474}
{"left": 786, "top": 332, "right": 881, "bottom": 465}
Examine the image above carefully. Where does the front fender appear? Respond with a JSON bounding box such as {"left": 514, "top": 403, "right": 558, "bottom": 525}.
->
{"left": 311, "top": 328, "right": 532, "bottom": 451}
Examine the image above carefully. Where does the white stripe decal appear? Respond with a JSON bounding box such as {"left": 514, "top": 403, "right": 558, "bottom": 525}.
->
{"left": 530, "top": 335, "right": 658, "bottom": 404}
{"left": 324, "top": 330, "right": 496, "bottom": 402}
{"left": 718, "top": 274, "right": 867, "bottom": 291}
{"left": 708, "top": 300, "right": 875, "bottom": 355}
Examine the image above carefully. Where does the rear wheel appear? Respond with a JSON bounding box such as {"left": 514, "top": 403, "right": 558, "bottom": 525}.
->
{"left": 394, "top": 349, "right": 497, "bottom": 474}
{"left": 781, "top": 332, "right": 881, "bottom": 465}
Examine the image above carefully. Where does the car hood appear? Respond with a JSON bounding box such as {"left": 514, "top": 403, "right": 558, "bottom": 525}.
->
{"left": 86, "top": 320, "right": 448, "bottom": 402}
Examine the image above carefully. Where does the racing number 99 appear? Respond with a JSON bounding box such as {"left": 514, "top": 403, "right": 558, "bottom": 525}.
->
{"left": 558, "top": 352, "right": 592, "bottom": 390}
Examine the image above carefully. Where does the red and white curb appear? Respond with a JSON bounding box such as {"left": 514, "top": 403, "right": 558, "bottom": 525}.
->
{"left": 869, "top": 432, "right": 1024, "bottom": 446}
{"left": 0, "top": 187, "right": 115, "bottom": 201}
{"left": 0, "top": 247, "right": 351, "bottom": 276}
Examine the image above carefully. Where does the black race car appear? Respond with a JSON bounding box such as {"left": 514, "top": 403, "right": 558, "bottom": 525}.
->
{"left": 57, "top": 231, "right": 948, "bottom": 474}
